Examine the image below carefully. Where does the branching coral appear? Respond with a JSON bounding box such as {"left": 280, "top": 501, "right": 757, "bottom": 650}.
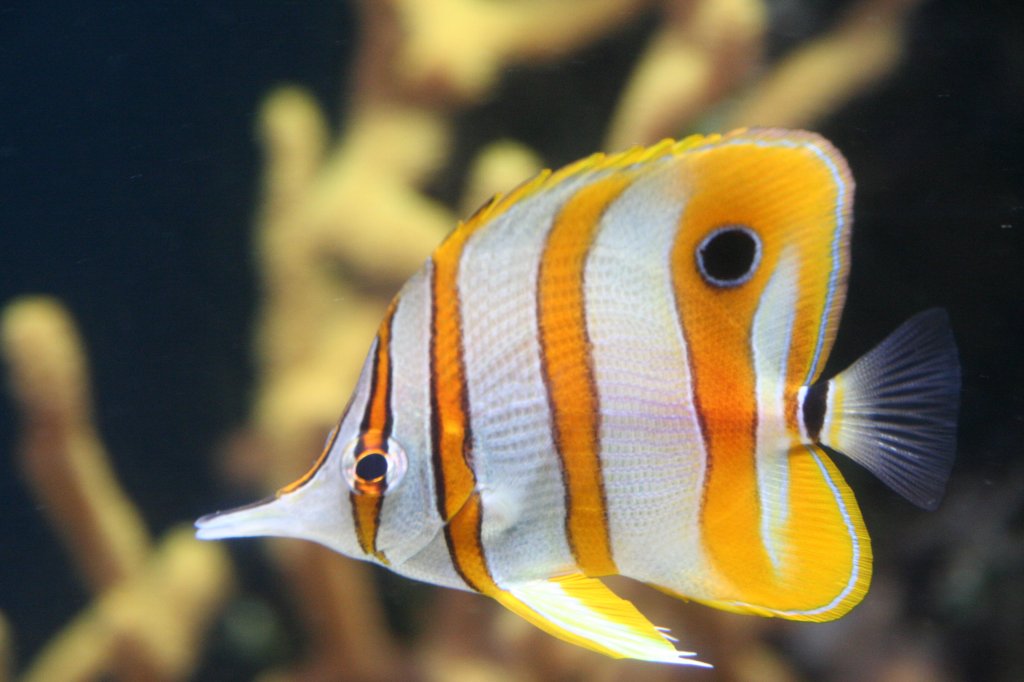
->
{"left": 1, "top": 299, "right": 233, "bottom": 681}
{"left": 3, "top": 0, "right": 928, "bottom": 678}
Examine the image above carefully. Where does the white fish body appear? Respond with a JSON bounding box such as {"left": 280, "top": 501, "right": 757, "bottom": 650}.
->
{"left": 197, "top": 129, "right": 960, "bottom": 665}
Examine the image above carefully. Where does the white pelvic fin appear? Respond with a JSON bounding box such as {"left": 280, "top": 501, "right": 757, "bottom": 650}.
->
{"left": 814, "top": 308, "right": 960, "bottom": 510}
{"left": 496, "top": 574, "right": 709, "bottom": 667}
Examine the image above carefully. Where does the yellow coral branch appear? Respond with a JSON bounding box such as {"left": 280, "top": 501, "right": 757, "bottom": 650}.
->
{"left": 459, "top": 140, "right": 544, "bottom": 217}
{"left": 19, "top": 528, "right": 232, "bottom": 682}
{"left": 2, "top": 298, "right": 233, "bottom": 681}
{"left": 1, "top": 297, "right": 151, "bottom": 593}
{"left": 606, "top": 0, "right": 767, "bottom": 149}
{"left": 0, "top": 611, "right": 10, "bottom": 682}
{"left": 383, "top": 0, "right": 655, "bottom": 104}
{"left": 726, "top": 0, "right": 926, "bottom": 129}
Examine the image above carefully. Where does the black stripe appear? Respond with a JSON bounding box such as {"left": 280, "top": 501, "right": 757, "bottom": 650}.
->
{"left": 350, "top": 310, "right": 397, "bottom": 559}
{"left": 380, "top": 310, "right": 396, "bottom": 443}
{"left": 357, "top": 309, "right": 396, "bottom": 453}
{"left": 357, "top": 337, "right": 382, "bottom": 452}
{"left": 671, "top": 280, "right": 713, "bottom": 512}
{"left": 428, "top": 255, "right": 486, "bottom": 592}
{"left": 427, "top": 259, "right": 448, "bottom": 520}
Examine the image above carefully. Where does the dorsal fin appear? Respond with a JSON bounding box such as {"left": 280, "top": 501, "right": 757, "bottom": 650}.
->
{"left": 451, "top": 133, "right": 725, "bottom": 239}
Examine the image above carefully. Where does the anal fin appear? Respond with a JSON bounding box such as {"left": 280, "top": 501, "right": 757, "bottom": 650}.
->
{"left": 682, "top": 444, "right": 871, "bottom": 622}
{"left": 494, "top": 574, "right": 709, "bottom": 666}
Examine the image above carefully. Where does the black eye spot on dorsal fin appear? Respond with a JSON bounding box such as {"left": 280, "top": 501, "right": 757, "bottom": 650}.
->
{"left": 696, "top": 225, "right": 762, "bottom": 287}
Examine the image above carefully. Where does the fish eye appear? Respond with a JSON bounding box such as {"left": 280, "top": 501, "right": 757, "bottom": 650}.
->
{"left": 342, "top": 435, "right": 408, "bottom": 495}
{"left": 355, "top": 451, "right": 388, "bottom": 483}
{"left": 696, "top": 225, "right": 761, "bottom": 287}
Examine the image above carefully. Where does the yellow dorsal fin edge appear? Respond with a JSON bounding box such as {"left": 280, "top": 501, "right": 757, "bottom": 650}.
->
{"left": 457, "top": 131, "right": 734, "bottom": 235}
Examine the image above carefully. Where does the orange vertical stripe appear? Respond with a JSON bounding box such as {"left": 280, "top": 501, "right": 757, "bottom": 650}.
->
{"left": 429, "top": 246, "right": 477, "bottom": 523}
{"left": 677, "top": 306, "right": 767, "bottom": 583}
{"left": 446, "top": 492, "right": 490, "bottom": 590}
{"left": 352, "top": 493, "right": 387, "bottom": 563}
{"left": 425, "top": 156, "right": 656, "bottom": 593}
{"left": 537, "top": 175, "right": 631, "bottom": 576}
{"left": 429, "top": 220, "right": 496, "bottom": 593}
{"left": 359, "top": 304, "right": 396, "bottom": 452}
{"left": 669, "top": 145, "right": 778, "bottom": 593}
{"left": 349, "top": 305, "right": 397, "bottom": 563}
{"left": 668, "top": 137, "right": 847, "bottom": 602}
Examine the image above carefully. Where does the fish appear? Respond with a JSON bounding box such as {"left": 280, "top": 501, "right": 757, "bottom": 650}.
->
{"left": 195, "top": 128, "right": 960, "bottom": 666}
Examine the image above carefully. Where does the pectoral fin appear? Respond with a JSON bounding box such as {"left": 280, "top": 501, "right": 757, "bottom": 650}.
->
{"left": 493, "top": 574, "right": 709, "bottom": 666}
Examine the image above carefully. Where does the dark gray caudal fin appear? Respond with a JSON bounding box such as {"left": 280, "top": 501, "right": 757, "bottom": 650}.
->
{"left": 807, "top": 309, "right": 961, "bottom": 510}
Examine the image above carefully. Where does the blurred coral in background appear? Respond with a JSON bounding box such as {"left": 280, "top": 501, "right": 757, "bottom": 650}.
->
{"left": 2, "top": 1, "right": 1022, "bottom": 680}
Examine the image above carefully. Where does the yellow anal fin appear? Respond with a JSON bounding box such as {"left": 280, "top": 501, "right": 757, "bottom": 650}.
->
{"left": 694, "top": 445, "right": 872, "bottom": 621}
{"left": 494, "top": 574, "right": 709, "bottom": 666}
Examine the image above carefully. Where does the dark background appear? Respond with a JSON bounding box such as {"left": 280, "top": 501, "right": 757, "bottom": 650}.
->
{"left": 1, "top": 1, "right": 1022, "bottom": 679}
{"left": 0, "top": 0, "right": 356, "bottom": 668}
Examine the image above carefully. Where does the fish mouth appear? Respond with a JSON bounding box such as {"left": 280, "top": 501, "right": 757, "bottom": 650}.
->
{"left": 194, "top": 494, "right": 291, "bottom": 541}
{"left": 195, "top": 495, "right": 271, "bottom": 537}
{"left": 194, "top": 465, "right": 346, "bottom": 553}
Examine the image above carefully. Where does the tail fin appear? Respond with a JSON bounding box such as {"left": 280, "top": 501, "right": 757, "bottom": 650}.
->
{"left": 803, "top": 309, "right": 961, "bottom": 510}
